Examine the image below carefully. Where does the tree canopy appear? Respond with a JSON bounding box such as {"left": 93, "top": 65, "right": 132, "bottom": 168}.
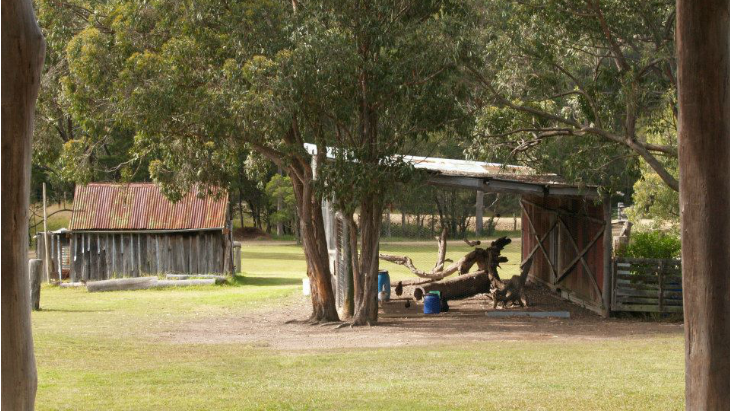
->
{"left": 466, "top": 0, "right": 677, "bottom": 193}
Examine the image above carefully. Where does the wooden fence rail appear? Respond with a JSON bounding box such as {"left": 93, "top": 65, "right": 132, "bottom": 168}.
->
{"left": 611, "top": 257, "right": 682, "bottom": 313}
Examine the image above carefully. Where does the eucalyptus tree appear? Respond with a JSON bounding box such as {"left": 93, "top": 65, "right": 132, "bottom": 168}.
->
{"left": 468, "top": 0, "right": 677, "bottom": 192}
{"left": 281, "top": 0, "right": 470, "bottom": 324}
{"left": 62, "top": 0, "right": 346, "bottom": 322}
{"left": 62, "top": 0, "right": 469, "bottom": 324}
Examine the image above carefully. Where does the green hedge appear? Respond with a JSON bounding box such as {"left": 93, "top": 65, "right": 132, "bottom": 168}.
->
{"left": 618, "top": 231, "right": 681, "bottom": 259}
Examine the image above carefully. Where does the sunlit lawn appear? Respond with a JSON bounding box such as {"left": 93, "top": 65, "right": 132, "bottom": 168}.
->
{"left": 32, "top": 241, "right": 684, "bottom": 410}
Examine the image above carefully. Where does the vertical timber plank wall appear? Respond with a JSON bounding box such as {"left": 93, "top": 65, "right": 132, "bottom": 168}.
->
{"left": 68, "top": 230, "right": 225, "bottom": 279}
{"left": 522, "top": 195, "right": 605, "bottom": 312}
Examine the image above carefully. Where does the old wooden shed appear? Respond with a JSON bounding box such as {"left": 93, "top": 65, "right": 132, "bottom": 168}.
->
{"left": 307, "top": 144, "right": 613, "bottom": 317}
{"left": 55, "top": 183, "right": 233, "bottom": 281}
{"left": 397, "top": 155, "right": 612, "bottom": 315}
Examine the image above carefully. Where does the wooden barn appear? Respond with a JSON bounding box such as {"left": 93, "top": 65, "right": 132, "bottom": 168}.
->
{"left": 397, "top": 156, "right": 612, "bottom": 315}
{"left": 41, "top": 183, "right": 233, "bottom": 282}
{"left": 307, "top": 144, "right": 614, "bottom": 317}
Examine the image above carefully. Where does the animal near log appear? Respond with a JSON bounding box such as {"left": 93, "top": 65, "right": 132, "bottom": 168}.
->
{"left": 490, "top": 258, "right": 534, "bottom": 308}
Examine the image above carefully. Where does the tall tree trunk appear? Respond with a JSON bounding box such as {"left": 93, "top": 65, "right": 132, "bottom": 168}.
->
{"left": 289, "top": 170, "right": 339, "bottom": 322}
{"left": 352, "top": 196, "right": 383, "bottom": 325}
{"left": 276, "top": 167, "right": 284, "bottom": 236}
{"left": 238, "top": 188, "right": 245, "bottom": 230}
{"left": 676, "top": 1, "right": 730, "bottom": 408}
{"left": 2, "top": 0, "right": 45, "bottom": 409}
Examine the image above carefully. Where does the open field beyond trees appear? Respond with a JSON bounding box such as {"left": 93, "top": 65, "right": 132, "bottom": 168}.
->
{"left": 32, "top": 241, "right": 684, "bottom": 410}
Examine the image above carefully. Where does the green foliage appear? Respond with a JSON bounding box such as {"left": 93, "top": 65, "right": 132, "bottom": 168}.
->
{"left": 618, "top": 232, "right": 681, "bottom": 259}
{"left": 265, "top": 174, "right": 296, "bottom": 226}
{"left": 466, "top": 0, "right": 677, "bottom": 193}
{"left": 626, "top": 104, "right": 679, "bottom": 231}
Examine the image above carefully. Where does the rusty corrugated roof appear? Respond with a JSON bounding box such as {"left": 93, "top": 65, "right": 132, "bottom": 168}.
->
{"left": 69, "top": 183, "right": 228, "bottom": 231}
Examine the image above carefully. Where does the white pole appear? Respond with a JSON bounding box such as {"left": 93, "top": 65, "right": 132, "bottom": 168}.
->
{"left": 42, "top": 183, "right": 53, "bottom": 282}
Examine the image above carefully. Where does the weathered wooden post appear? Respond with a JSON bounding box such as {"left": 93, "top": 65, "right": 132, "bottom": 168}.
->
{"left": 677, "top": 0, "right": 730, "bottom": 407}
{"left": 2, "top": 0, "right": 45, "bottom": 407}
{"left": 42, "top": 183, "right": 52, "bottom": 282}
{"left": 233, "top": 242, "right": 242, "bottom": 274}
{"left": 475, "top": 190, "right": 484, "bottom": 235}
{"left": 29, "top": 259, "right": 42, "bottom": 311}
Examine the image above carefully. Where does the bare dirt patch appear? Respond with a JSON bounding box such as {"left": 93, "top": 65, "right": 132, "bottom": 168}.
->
{"left": 165, "top": 283, "right": 682, "bottom": 350}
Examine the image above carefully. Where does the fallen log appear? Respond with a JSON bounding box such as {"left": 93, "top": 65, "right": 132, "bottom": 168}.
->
{"left": 86, "top": 277, "right": 158, "bottom": 292}
{"left": 412, "top": 270, "right": 491, "bottom": 301}
{"left": 165, "top": 274, "right": 226, "bottom": 281}
{"left": 156, "top": 279, "right": 221, "bottom": 287}
{"left": 390, "top": 236, "right": 514, "bottom": 302}
{"left": 380, "top": 236, "right": 510, "bottom": 282}
{"left": 59, "top": 282, "right": 85, "bottom": 288}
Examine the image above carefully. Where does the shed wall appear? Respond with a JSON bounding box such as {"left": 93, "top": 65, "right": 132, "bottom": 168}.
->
{"left": 68, "top": 231, "right": 226, "bottom": 281}
{"left": 521, "top": 195, "right": 606, "bottom": 312}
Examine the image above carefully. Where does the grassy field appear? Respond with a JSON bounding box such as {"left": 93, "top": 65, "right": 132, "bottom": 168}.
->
{"left": 32, "top": 242, "right": 684, "bottom": 410}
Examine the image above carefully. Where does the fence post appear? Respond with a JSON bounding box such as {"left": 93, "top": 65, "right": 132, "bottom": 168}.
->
{"left": 658, "top": 260, "right": 665, "bottom": 313}
{"left": 29, "top": 259, "right": 42, "bottom": 311}
{"left": 233, "top": 242, "right": 242, "bottom": 274}
{"left": 601, "top": 193, "right": 612, "bottom": 318}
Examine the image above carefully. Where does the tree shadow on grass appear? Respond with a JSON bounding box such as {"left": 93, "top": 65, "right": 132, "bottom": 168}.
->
{"left": 229, "top": 275, "right": 302, "bottom": 287}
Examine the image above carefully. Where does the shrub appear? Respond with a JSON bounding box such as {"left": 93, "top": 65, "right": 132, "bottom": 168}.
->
{"left": 618, "top": 231, "right": 681, "bottom": 259}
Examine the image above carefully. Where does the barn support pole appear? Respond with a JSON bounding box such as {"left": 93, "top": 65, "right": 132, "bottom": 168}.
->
{"left": 601, "top": 193, "right": 612, "bottom": 318}
{"left": 676, "top": 0, "right": 730, "bottom": 408}
{"left": 475, "top": 190, "right": 484, "bottom": 235}
{"left": 1, "top": 0, "right": 45, "bottom": 407}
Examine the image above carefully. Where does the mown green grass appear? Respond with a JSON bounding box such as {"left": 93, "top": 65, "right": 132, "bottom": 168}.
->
{"left": 32, "top": 241, "right": 684, "bottom": 410}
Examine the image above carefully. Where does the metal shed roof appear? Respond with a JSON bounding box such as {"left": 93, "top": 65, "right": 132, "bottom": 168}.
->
{"left": 69, "top": 183, "right": 228, "bottom": 231}
{"left": 304, "top": 143, "right": 597, "bottom": 198}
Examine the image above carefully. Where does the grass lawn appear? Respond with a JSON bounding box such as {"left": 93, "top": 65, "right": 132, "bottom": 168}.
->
{"left": 32, "top": 242, "right": 684, "bottom": 410}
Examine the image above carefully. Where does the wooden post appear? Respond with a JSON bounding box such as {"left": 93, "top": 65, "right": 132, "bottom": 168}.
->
{"left": 233, "top": 242, "right": 242, "bottom": 273}
{"left": 602, "top": 193, "right": 612, "bottom": 318}
{"left": 475, "top": 190, "right": 484, "bottom": 235}
{"left": 28, "top": 259, "right": 42, "bottom": 311}
{"left": 42, "top": 183, "right": 52, "bottom": 282}
{"left": 2, "top": 0, "right": 45, "bottom": 407}
{"left": 677, "top": 1, "right": 730, "bottom": 407}
{"left": 385, "top": 208, "right": 391, "bottom": 238}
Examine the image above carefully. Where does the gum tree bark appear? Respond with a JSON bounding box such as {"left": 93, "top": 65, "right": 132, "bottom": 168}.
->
{"left": 1, "top": 0, "right": 46, "bottom": 409}
{"left": 676, "top": 0, "right": 730, "bottom": 408}
{"left": 289, "top": 165, "right": 339, "bottom": 322}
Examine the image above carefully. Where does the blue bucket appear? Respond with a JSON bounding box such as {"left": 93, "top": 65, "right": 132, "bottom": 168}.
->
{"left": 423, "top": 293, "right": 441, "bottom": 314}
{"left": 377, "top": 271, "right": 391, "bottom": 301}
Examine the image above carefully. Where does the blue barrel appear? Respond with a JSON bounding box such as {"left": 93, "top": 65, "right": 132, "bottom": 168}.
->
{"left": 423, "top": 293, "right": 441, "bottom": 314}
{"left": 377, "top": 270, "right": 391, "bottom": 301}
